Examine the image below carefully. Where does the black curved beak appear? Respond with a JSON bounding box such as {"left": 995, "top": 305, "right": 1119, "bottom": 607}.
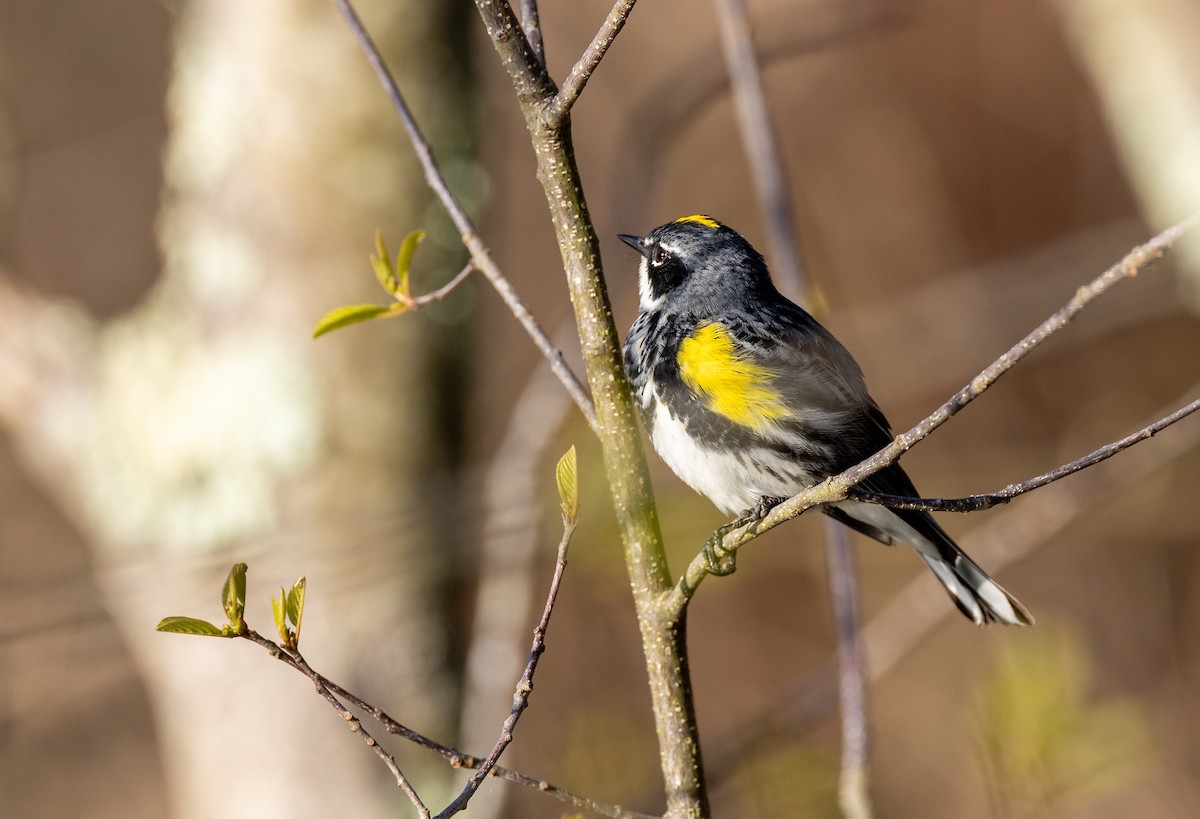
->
{"left": 618, "top": 233, "right": 651, "bottom": 258}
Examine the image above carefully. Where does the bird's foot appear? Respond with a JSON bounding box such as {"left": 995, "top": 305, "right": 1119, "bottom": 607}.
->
{"left": 751, "top": 495, "right": 787, "bottom": 520}
{"left": 703, "top": 496, "right": 786, "bottom": 576}
{"left": 703, "top": 522, "right": 739, "bottom": 576}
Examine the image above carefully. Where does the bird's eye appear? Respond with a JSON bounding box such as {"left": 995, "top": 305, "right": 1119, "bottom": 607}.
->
{"left": 651, "top": 245, "right": 669, "bottom": 266}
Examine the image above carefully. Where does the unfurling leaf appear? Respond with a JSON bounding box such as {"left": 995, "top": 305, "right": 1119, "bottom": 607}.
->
{"left": 156, "top": 616, "right": 227, "bottom": 637}
{"left": 272, "top": 588, "right": 288, "bottom": 643}
{"left": 285, "top": 576, "right": 306, "bottom": 646}
{"left": 318, "top": 227, "right": 425, "bottom": 339}
{"left": 312, "top": 303, "right": 395, "bottom": 338}
{"left": 222, "top": 563, "right": 248, "bottom": 627}
{"left": 371, "top": 230, "right": 399, "bottom": 294}
{"left": 394, "top": 229, "right": 426, "bottom": 300}
{"left": 556, "top": 445, "right": 579, "bottom": 524}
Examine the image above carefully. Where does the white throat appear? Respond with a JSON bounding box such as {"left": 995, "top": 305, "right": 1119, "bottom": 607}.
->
{"left": 637, "top": 256, "right": 665, "bottom": 310}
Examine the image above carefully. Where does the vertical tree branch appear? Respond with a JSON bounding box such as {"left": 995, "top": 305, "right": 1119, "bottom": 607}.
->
{"left": 518, "top": 0, "right": 545, "bottom": 67}
{"left": 823, "top": 519, "right": 873, "bottom": 819}
{"left": 529, "top": 120, "right": 708, "bottom": 819}
{"left": 714, "top": 2, "right": 873, "bottom": 813}
{"left": 337, "top": 0, "right": 707, "bottom": 813}
{"left": 473, "top": 2, "right": 707, "bottom": 816}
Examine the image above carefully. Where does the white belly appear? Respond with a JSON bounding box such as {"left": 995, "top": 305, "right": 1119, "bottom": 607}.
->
{"left": 649, "top": 399, "right": 815, "bottom": 515}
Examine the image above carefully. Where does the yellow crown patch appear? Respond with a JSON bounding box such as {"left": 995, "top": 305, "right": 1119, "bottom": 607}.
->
{"left": 674, "top": 214, "right": 721, "bottom": 230}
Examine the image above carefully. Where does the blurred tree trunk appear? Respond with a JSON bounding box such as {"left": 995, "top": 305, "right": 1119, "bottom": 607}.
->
{"left": 1053, "top": 0, "right": 1200, "bottom": 307}
{"left": 0, "top": 1, "right": 474, "bottom": 816}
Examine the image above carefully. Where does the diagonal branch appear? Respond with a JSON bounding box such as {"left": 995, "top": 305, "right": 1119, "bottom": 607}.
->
{"left": 331, "top": 0, "right": 597, "bottom": 433}
{"left": 704, "top": 381, "right": 1200, "bottom": 779}
{"left": 436, "top": 518, "right": 576, "bottom": 817}
{"left": 410, "top": 261, "right": 476, "bottom": 308}
{"left": 257, "top": 648, "right": 656, "bottom": 818}
{"left": 243, "top": 535, "right": 653, "bottom": 819}
{"left": 243, "top": 630, "right": 431, "bottom": 817}
{"left": 546, "top": 0, "right": 640, "bottom": 126}
{"left": 457, "top": 352, "right": 575, "bottom": 819}
{"left": 860, "top": 387, "right": 1200, "bottom": 680}
{"left": 667, "top": 210, "right": 1200, "bottom": 615}
{"left": 851, "top": 396, "right": 1200, "bottom": 513}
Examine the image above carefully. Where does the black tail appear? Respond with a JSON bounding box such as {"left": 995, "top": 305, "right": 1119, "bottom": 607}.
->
{"left": 829, "top": 502, "right": 1034, "bottom": 626}
{"left": 916, "top": 544, "right": 1033, "bottom": 626}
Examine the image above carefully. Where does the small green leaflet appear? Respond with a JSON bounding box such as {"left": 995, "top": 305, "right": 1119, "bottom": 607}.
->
{"left": 222, "top": 562, "right": 248, "bottom": 626}
{"left": 155, "top": 616, "right": 228, "bottom": 637}
{"left": 393, "top": 229, "right": 425, "bottom": 299}
{"left": 285, "top": 576, "right": 306, "bottom": 639}
{"left": 372, "top": 230, "right": 400, "bottom": 295}
{"left": 272, "top": 589, "right": 287, "bottom": 642}
{"left": 556, "top": 445, "right": 579, "bottom": 524}
{"left": 312, "top": 304, "right": 395, "bottom": 338}
{"left": 271, "top": 576, "right": 307, "bottom": 648}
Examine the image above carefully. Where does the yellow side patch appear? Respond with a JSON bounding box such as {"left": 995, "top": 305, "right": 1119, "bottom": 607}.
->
{"left": 677, "top": 323, "right": 790, "bottom": 430}
{"left": 674, "top": 214, "right": 721, "bottom": 230}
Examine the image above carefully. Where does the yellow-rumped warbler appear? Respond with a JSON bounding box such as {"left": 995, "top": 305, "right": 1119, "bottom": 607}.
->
{"left": 620, "top": 215, "right": 1032, "bottom": 626}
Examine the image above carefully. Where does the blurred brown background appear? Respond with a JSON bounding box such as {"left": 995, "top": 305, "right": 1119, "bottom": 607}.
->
{"left": 2, "top": 1, "right": 1199, "bottom": 817}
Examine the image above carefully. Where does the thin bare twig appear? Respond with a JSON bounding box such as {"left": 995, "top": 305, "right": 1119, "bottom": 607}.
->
{"left": 850, "top": 397, "right": 1200, "bottom": 512}
{"left": 331, "top": 0, "right": 598, "bottom": 434}
{"left": 547, "top": 0, "right": 640, "bottom": 126}
{"left": 436, "top": 519, "right": 576, "bottom": 817}
{"left": 244, "top": 621, "right": 653, "bottom": 819}
{"left": 705, "top": 382, "right": 1200, "bottom": 779}
{"left": 243, "top": 631, "right": 432, "bottom": 816}
{"left": 712, "top": 0, "right": 805, "bottom": 295}
{"left": 669, "top": 210, "right": 1200, "bottom": 613}
{"left": 332, "top": 671, "right": 658, "bottom": 819}
{"left": 519, "top": 0, "right": 545, "bottom": 67}
{"left": 861, "top": 388, "right": 1200, "bottom": 680}
{"left": 410, "top": 261, "right": 475, "bottom": 308}
{"left": 238, "top": 510, "right": 603, "bottom": 816}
